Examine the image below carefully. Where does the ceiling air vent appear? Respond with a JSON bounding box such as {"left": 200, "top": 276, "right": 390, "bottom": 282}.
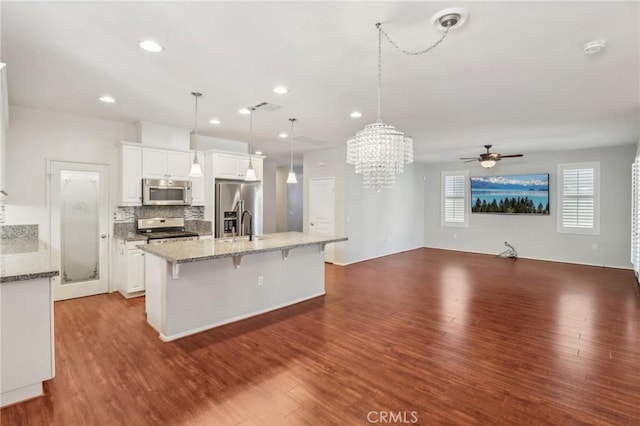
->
{"left": 294, "top": 135, "right": 329, "bottom": 145}
{"left": 252, "top": 101, "right": 282, "bottom": 112}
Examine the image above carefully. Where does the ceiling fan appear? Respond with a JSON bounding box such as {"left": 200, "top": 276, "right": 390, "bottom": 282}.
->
{"left": 460, "top": 145, "right": 524, "bottom": 168}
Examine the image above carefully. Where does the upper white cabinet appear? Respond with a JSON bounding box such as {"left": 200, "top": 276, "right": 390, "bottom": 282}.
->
{"left": 118, "top": 143, "right": 142, "bottom": 206}
{"left": 142, "top": 147, "right": 190, "bottom": 180}
{"left": 213, "top": 153, "right": 263, "bottom": 181}
{"left": 190, "top": 151, "right": 205, "bottom": 206}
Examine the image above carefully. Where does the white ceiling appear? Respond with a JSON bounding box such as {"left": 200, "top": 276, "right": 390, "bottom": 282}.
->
{"left": 2, "top": 1, "right": 639, "bottom": 166}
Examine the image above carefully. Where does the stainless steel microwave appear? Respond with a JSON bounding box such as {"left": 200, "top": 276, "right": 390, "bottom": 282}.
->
{"left": 142, "top": 179, "right": 192, "bottom": 206}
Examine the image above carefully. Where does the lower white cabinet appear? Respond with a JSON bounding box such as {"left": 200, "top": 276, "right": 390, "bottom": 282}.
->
{"left": 114, "top": 240, "right": 146, "bottom": 298}
{"left": 0, "top": 277, "right": 55, "bottom": 407}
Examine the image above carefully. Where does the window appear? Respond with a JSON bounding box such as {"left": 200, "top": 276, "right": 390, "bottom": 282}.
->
{"left": 557, "top": 162, "right": 600, "bottom": 235}
{"left": 442, "top": 171, "right": 468, "bottom": 227}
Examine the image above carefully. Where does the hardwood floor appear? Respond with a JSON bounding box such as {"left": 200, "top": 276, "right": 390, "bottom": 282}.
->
{"left": 2, "top": 248, "right": 639, "bottom": 425}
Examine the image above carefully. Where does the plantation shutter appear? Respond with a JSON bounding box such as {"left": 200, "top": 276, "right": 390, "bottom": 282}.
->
{"left": 561, "top": 168, "right": 594, "bottom": 228}
{"left": 444, "top": 174, "right": 465, "bottom": 224}
{"left": 632, "top": 161, "right": 640, "bottom": 274}
{"left": 557, "top": 162, "right": 600, "bottom": 235}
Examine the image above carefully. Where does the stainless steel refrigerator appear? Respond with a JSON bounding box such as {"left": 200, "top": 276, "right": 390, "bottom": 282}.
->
{"left": 215, "top": 180, "right": 263, "bottom": 238}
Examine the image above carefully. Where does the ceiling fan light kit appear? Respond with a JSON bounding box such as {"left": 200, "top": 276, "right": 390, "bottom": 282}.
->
{"left": 460, "top": 144, "right": 524, "bottom": 168}
{"left": 347, "top": 8, "right": 467, "bottom": 191}
{"left": 480, "top": 160, "right": 497, "bottom": 169}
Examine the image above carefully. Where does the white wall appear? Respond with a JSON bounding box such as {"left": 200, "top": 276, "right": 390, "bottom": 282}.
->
{"left": 5, "top": 106, "right": 136, "bottom": 242}
{"left": 287, "top": 166, "right": 303, "bottom": 231}
{"left": 343, "top": 161, "right": 425, "bottom": 265}
{"left": 193, "top": 134, "right": 248, "bottom": 154}
{"left": 303, "top": 146, "right": 425, "bottom": 265}
{"left": 275, "top": 166, "right": 288, "bottom": 232}
{"left": 262, "top": 158, "right": 276, "bottom": 234}
{"left": 423, "top": 144, "right": 635, "bottom": 268}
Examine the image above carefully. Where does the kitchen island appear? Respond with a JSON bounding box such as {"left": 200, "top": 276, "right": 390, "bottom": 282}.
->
{"left": 137, "top": 232, "right": 347, "bottom": 341}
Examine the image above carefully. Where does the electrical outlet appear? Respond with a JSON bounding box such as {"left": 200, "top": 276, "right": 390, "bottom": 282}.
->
{"left": 258, "top": 276, "right": 264, "bottom": 286}
{"left": 592, "top": 243, "right": 598, "bottom": 250}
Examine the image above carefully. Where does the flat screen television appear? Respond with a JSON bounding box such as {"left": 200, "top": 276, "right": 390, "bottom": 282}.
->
{"left": 470, "top": 173, "right": 549, "bottom": 215}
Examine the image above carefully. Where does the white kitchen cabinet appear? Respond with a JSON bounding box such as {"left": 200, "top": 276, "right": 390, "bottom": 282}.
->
{"left": 118, "top": 143, "right": 142, "bottom": 206}
{"left": 213, "top": 153, "right": 263, "bottom": 181}
{"left": 142, "top": 147, "right": 190, "bottom": 180}
{"left": 190, "top": 151, "right": 205, "bottom": 206}
{"left": 114, "top": 240, "right": 146, "bottom": 298}
{"left": 1, "top": 277, "right": 54, "bottom": 407}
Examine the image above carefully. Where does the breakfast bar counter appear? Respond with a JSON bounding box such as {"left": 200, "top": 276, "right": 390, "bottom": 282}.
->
{"left": 138, "top": 232, "right": 347, "bottom": 341}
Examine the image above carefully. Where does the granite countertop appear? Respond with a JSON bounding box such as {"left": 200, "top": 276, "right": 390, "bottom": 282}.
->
{"left": 0, "top": 240, "right": 60, "bottom": 283}
{"left": 137, "top": 232, "right": 348, "bottom": 264}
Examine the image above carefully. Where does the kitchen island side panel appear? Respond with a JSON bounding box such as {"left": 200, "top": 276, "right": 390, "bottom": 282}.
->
{"left": 153, "top": 245, "right": 325, "bottom": 341}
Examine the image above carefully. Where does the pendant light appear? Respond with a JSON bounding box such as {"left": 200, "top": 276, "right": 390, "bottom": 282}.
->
{"left": 189, "top": 91, "right": 203, "bottom": 177}
{"left": 287, "top": 118, "right": 298, "bottom": 184}
{"left": 244, "top": 107, "right": 257, "bottom": 181}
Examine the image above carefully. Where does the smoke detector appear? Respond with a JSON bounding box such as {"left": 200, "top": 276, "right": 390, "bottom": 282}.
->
{"left": 583, "top": 39, "right": 606, "bottom": 55}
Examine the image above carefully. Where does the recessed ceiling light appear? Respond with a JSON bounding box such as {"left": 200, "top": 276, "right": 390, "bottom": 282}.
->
{"left": 139, "top": 40, "right": 164, "bottom": 53}
{"left": 209, "top": 119, "right": 221, "bottom": 125}
{"left": 583, "top": 39, "right": 606, "bottom": 55}
{"left": 279, "top": 132, "right": 288, "bottom": 138}
{"left": 273, "top": 86, "right": 289, "bottom": 95}
{"left": 255, "top": 151, "right": 263, "bottom": 155}
{"left": 239, "top": 108, "right": 251, "bottom": 115}
{"left": 350, "top": 111, "right": 362, "bottom": 118}
{"left": 99, "top": 95, "right": 116, "bottom": 103}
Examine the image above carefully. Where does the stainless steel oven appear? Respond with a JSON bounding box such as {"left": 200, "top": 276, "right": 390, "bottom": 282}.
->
{"left": 142, "top": 179, "right": 192, "bottom": 206}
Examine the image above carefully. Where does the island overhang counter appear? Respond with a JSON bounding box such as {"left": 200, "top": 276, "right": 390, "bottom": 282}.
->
{"left": 137, "top": 232, "right": 347, "bottom": 341}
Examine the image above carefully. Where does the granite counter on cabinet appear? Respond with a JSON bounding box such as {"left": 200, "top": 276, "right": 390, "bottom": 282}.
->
{"left": 137, "top": 231, "right": 347, "bottom": 265}
{"left": 140, "top": 232, "right": 347, "bottom": 341}
{"left": 0, "top": 240, "right": 60, "bottom": 283}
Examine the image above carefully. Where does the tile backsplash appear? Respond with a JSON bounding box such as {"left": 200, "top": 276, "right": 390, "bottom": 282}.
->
{"left": 114, "top": 206, "right": 204, "bottom": 223}
{"left": 0, "top": 224, "right": 38, "bottom": 241}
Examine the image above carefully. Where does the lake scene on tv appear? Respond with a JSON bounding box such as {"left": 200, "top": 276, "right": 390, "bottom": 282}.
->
{"left": 471, "top": 174, "right": 550, "bottom": 214}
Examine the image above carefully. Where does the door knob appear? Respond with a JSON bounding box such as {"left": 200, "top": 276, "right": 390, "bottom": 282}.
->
{"left": 310, "top": 223, "right": 314, "bottom": 226}
{"left": 101, "top": 234, "right": 108, "bottom": 239}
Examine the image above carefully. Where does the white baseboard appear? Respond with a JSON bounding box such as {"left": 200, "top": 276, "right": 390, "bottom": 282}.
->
{"left": 422, "top": 245, "right": 633, "bottom": 270}
{"left": 335, "top": 246, "right": 424, "bottom": 267}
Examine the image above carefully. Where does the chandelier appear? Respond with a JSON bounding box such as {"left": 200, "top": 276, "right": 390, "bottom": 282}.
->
{"left": 346, "top": 10, "right": 464, "bottom": 190}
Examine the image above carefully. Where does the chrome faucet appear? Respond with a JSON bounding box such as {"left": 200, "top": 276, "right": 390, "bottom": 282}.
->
{"left": 241, "top": 210, "right": 253, "bottom": 241}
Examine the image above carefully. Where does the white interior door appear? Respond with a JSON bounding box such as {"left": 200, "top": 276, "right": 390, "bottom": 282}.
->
{"left": 50, "top": 161, "right": 109, "bottom": 301}
{"left": 309, "top": 177, "right": 335, "bottom": 263}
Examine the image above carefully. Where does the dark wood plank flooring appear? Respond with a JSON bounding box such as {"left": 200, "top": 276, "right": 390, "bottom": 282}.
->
{"left": 2, "top": 248, "right": 639, "bottom": 425}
